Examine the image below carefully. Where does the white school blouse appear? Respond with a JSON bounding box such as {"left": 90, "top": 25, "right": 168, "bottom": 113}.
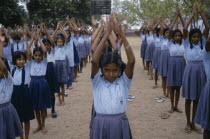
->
{"left": 168, "top": 40, "right": 185, "bottom": 56}
{"left": 12, "top": 41, "right": 26, "bottom": 52}
{"left": 184, "top": 37, "right": 206, "bottom": 62}
{"left": 10, "top": 61, "right": 31, "bottom": 85}
{"left": 47, "top": 48, "right": 55, "bottom": 63}
{"left": 30, "top": 58, "right": 47, "bottom": 76}
{"left": 91, "top": 71, "right": 133, "bottom": 114}
{"left": 0, "top": 73, "right": 13, "bottom": 104}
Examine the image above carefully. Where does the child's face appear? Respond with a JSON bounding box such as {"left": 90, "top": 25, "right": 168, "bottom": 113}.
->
{"left": 57, "top": 39, "right": 64, "bottom": 47}
{"left": 191, "top": 33, "right": 201, "bottom": 44}
{"left": 34, "top": 51, "right": 43, "bottom": 63}
{"left": 44, "top": 42, "right": 51, "bottom": 51}
{"left": 173, "top": 32, "right": 182, "bottom": 43}
{"left": 102, "top": 63, "right": 120, "bottom": 83}
{"left": 164, "top": 30, "right": 170, "bottom": 38}
{"left": 16, "top": 55, "right": 26, "bottom": 68}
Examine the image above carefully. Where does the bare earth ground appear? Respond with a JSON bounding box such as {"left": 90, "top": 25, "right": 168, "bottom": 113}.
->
{"left": 29, "top": 36, "right": 202, "bottom": 139}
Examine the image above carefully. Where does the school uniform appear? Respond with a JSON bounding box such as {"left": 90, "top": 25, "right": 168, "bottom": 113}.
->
{"left": 145, "top": 32, "right": 155, "bottom": 62}
{"left": 182, "top": 38, "right": 207, "bottom": 100}
{"left": 152, "top": 35, "right": 162, "bottom": 70}
{"left": 84, "top": 36, "right": 89, "bottom": 57}
{"left": 140, "top": 33, "right": 147, "bottom": 59}
{"left": 10, "top": 62, "right": 35, "bottom": 123}
{"left": 0, "top": 73, "right": 23, "bottom": 138}
{"left": 158, "top": 36, "right": 171, "bottom": 77}
{"left": 166, "top": 40, "right": 186, "bottom": 86}
{"left": 87, "top": 35, "right": 92, "bottom": 56}
{"left": 12, "top": 41, "right": 26, "bottom": 53}
{"left": 90, "top": 71, "right": 133, "bottom": 139}
{"left": 30, "top": 58, "right": 51, "bottom": 109}
{"left": 195, "top": 49, "right": 210, "bottom": 131}
{"left": 117, "top": 42, "right": 122, "bottom": 56}
{"left": 66, "top": 38, "right": 75, "bottom": 87}
{"left": 54, "top": 44, "right": 70, "bottom": 83}
{"left": 77, "top": 36, "right": 86, "bottom": 59}
{"left": 3, "top": 43, "right": 13, "bottom": 63}
{"left": 45, "top": 48, "right": 58, "bottom": 93}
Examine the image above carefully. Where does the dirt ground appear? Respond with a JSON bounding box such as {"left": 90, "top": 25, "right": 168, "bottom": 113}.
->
{"left": 29, "top": 36, "right": 202, "bottom": 139}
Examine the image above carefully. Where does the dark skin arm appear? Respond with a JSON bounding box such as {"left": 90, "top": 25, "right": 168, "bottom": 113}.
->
{"left": 206, "top": 36, "right": 210, "bottom": 52}
{"left": 168, "top": 9, "right": 179, "bottom": 40}
{"left": 0, "top": 58, "right": 8, "bottom": 78}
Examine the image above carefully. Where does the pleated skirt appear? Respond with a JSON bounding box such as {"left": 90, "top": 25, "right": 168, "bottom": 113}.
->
{"left": 194, "top": 80, "right": 210, "bottom": 130}
{"left": 166, "top": 56, "right": 186, "bottom": 86}
{"left": 90, "top": 113, "right": 132, "bottom": 139}
{"left": 158, "top": 50, "right": 170, "bottom": 77}
{"left": 145, "top": 42, "right": 155, "bottom": 62}
{"left": 29, "top": 76, "right": 51, "bottom": 109}
{"left": 11, "top": 85, "right": 35, "bottom": 122}
{"left": 140, "top": 41, "right": 147, "bottom": 59}
{"left": 0, "top": 102, "right": 23, "bottom": 138}
{"left": 55, "top": 59, "right": 69, "bottom": 83}
{"left": 152, "top": 47, "right": 162, "bottom": 70}
{"left": 182, "top": 61, "right": 207, "bottom": 100}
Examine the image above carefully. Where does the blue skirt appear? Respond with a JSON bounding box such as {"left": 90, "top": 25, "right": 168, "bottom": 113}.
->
{"left": 77, "top": 43, "right": 86, "bottom": 59}
{"left": 55, "top": 59, "right": 69, "bottom": 83}
{"left": 140, "top": 41, "right": 147, "bottom": 59}
{"left": 29, "top": 76, "right": 51, "bottom": 109}
{"left": 166, "top": 56, "right": 186, "bottom": 86}
{"left": 152, "top": 47, "right": 162, "bottom": 70}
{"left": 11, "top": 85, "right": 35, "bottom": 122}
{"left": 90, "top": 113, "right": 132, "bottom": 139}
{"left": 145, "top": 42, "right": 155, "bottom": 62}
{"left": 73, "top": 44, "right": 80, "bottom": 65}
{"left": 194, "top": 80, "right": 210, "bottom": 130}
{"left": 89, "top": 103, "right": 96, "bottom": 130}
{"left": 182, "top": 61, "right": 206, "bottom": 100}
{"left": 0, "top": 102, "right": 23, "bottom": 138}
{"left": 45, "top": 62, "right": 59, "bottom": 93}
{"left": 84, "top": 41, "right": 89, "bottom": 57}
{"left": 158, "top": 50, "right": 170, "bottom": 76}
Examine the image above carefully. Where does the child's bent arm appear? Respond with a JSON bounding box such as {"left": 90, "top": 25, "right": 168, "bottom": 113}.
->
{"left": 206, "top": 36, "right": 210, "bottom": 52}
{"left": 38, "top": 38, "right": 47, "bottom": 58}
{"left": 0, "top": 58, "right": 8, "bottom": 78}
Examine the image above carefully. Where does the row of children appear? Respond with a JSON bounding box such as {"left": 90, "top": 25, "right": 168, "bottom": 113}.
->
{"left": 0, "top": 17, "right": 92, "bottom": 139}
{"left": 140, "top": 2, "right": 210, "bottom": 139}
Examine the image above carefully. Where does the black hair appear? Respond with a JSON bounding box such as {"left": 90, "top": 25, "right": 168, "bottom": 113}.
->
{"left": 4, "top": 37, "right": 9, "bottom": 44}
{"left": 33, "top": 47, "right": 44, "bottom": 59}
{"left": 42, "top": 38, "right": 51, "bottom": 46}
{"left": 40, "top": 32, "right": 45, "bottom": 37}
{"left": 14, "top": 34, "right": 21, "bottom": 41}
{"left": 155, "top": 27, "right": 161, "bottom": 37}
{"left": 99, "top": 52, "right": 126, "bottom": 77}
{"left": 0, "top": 57, "right": 10, "bottom": 71}
{"left": 189, "top": 28, "right": 203, "bottom": 49}
{"left": 163, "top": 28, "right": 169, "bottom": 37}
{"left": 12, "top": 51, "right": 27, "bottom": 65}
{"left": 172, "top": 29, "right": 183, "bottom": 45}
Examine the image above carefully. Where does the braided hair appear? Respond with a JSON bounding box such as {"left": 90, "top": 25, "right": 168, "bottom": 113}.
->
{"left": 189, "top": 28, "right": 203, "bottom": 49}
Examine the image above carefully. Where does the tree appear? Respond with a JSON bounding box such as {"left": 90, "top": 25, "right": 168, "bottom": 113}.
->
{"left": 0, "top": 0, "right": 28, "bottom": 27}
{"left": 26, "top": 0, "right": 91, "bottom": 27}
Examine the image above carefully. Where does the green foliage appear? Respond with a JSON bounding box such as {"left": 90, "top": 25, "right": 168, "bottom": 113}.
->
{"left": 26, "top": 0, "right": 91, "bottom": 27}
{"left": 0, "top": 0, "right": 28, "bottom": 27}
{"left": 112, "top": 0, "right": 210, "bottom": 27}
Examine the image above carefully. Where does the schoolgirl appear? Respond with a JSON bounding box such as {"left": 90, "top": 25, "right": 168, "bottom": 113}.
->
{"left": 90, "top": 14, "right": 135, "bottom": 139}
{"left": 77, "top": 31, "right": 86, "bottom": 73}
{"left": 152, "top": 27, "right": 162, "bottom": 88}
{"left": 12, "top": 34, "right": 26, "bottom": 53}
{"left": 182, "top": 3, "right": 209, "bottom": 134}
{"left": 167, "top": 9, "right": 186, "bottom": 113}
{"left": 29, "top": 37, "right": 51, "bottom": 134}
{"left": 0, "top": 38, "right": 23, "bottom": 138}
{"left": 195, "top": 34, "right": 210, "bottom": 139}
{"left": 140, "top": 27, "right": 148, "bottom": 70}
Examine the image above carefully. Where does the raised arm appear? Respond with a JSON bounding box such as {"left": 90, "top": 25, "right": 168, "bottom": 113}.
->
{"left": 196, "top": 2, "right": 210, "bottom": 38}
{"left": 0, "top": 35, "right": 3, "bottom": 57}
{"left": 116, "top": 19, "right": 135, "bottom": 79}
{"left": 206, "top": 36, "right": 210, "bottom": 52}
{"left": 183, "top": 4, "right": 197, "bottom": 39}
{"left": 0, "top": 58, "right": 8, "bottom": 77}
{"left": 168, "top": 9, "right": 179, "bottom": 40}
{"left": 91, "top": 16, "right": 113, "bottom": 78}
{"left": 38, "top": 36, "right": 47, "bottom": 58}
{"left": 52, "top": 22, "right": 61, "bottom": 40}
{"left": 91, "top": 25, "right": 104, "bottom": 53}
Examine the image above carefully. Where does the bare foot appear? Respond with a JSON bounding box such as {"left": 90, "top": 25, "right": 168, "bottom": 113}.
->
{"left": 174, "top": 108, "right": 182, "bottom": 113}
{"left": 42, "top": 127, "right": 48, "bottom": 134}
{"left": 33, "top": 126, "right": 42, "bottom": 134}
{"left": 149, "top": 76, "right": 153, "bottom": 80}
{"left": 169, "top": 107, "right": 174, "bottom": 113}
{"left": 153, "top": 85, "right": 157, "bottom": 89}
{"left": 185, "top": 124, "right": 192, "bottom": 134}
{"left": 61, "top": 101, "right": 65, "bottom": 106}
{"left": 57, "top": 101, "right": 62, "bottom": 106}
{"left": 191, "top": 124, "right": 203, "bottom": 134}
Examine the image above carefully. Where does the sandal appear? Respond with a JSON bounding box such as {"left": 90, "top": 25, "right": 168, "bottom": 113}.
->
{"left": 159, "top": 113, "right": 171, "bottom": 119}
{"left": 192, "top": 126, "right": 203, "bottom": 134}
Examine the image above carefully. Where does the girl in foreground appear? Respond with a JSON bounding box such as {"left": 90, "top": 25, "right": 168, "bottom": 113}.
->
{"left": 90, "top": 14, "right": 135, "bottom": 139}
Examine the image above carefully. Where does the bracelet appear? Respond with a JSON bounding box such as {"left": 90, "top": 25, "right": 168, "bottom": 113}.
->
{"left": 125, "top": 45, "right": 130, "bottom": 50}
